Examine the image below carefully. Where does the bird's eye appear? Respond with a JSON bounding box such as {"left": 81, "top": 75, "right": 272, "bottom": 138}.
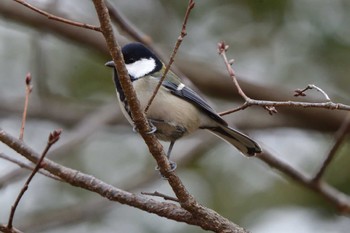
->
{"left": 126, "top": 58, "right": 135, "bottom": 64}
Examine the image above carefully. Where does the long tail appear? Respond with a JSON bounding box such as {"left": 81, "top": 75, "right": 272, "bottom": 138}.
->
{"left": 206, "top": 125, "right": 261, "bottom": 157}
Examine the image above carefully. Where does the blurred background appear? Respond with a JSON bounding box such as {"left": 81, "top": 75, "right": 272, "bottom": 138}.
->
{"left": 0, "top": 0, "right": 350, "bottom": 232}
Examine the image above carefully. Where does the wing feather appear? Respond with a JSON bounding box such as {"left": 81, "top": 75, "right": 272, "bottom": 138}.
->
{"left": 162, "top": 81, "right": 227, "bottom": 125}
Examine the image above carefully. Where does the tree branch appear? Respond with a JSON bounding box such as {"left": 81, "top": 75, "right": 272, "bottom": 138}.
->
{"left": 0, "top": 128, "right": 249, "bottom": 232}
{"left": 0, "top": 153, "right": 61, "bottom": 183}
{"left": 91, "top": 1, "right": 248, "bottom": 232}
{"left": 144, "top": 0, "right": 195, "bottom": 113}
{"left": 258, "top": 150, "right": 350, "bottom": 213}
{"left": 12, "top": 0, "right": 101, "bottom": 32}
{"left": 312, "top": 114, "right": 350, "bottom": 182}
{"left": 7, "top": 129, "right": 61, "bottom": 230}
{"left": 217, "top": 41, "right": 350, "bottom": 115}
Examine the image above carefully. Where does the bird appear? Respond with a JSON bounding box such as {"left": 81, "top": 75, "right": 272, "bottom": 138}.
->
{"left": 106, "top": 42, "right": 261, "bottom": 170}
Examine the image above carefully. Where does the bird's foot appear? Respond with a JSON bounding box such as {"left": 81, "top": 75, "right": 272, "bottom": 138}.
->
{"left": 132, "top": 122, "right": 157, "bottom": 134}
{"left": 155, "top": 160, "right": 177, "bottom": 178}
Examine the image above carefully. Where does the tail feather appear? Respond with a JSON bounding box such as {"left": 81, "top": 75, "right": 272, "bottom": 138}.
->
{"left": 206, "top": 125, "right": 261, "bottom": 157}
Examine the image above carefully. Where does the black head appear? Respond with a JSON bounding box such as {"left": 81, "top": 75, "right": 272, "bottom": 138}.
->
{"left": 105, "top": 43, "right": 163, "bottom": 79}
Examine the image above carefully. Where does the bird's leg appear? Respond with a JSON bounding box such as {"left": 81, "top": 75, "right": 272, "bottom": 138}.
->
{"left": 155, "top": 140, "right": 177, "bottom": 172}
{"left": 166, "top": 141, "right": 177, "bottom": 171}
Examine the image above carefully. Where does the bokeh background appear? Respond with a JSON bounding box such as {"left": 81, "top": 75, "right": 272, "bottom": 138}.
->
{"left": 0, "top": 0, "right": 350, "bottom": 232}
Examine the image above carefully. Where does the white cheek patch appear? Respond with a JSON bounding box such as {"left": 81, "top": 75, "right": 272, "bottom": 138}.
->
{"left": 125, "top": 58, "right": 156, "bottom": 79}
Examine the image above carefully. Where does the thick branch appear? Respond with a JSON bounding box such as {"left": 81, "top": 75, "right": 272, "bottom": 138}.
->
{"left": 0, "top": 128, "right": 248, "bottom": 232}
{"left": 91, "top": 1, "right": 247, "bottom": 232}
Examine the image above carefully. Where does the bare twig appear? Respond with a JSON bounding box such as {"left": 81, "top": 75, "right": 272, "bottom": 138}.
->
{"left": 218, "top": 41, "right": 249, "bottom": 100}
{"left": 19, "top": 73, "right": 32, "bottom": 140}
{"left": 0, "top": 102, "right": 120, "bottom": 190}
{"left": 12, "top": 0, "right": 101, "bottom": 32}
{"left": 219, "top": 96, "right": 350, "bottom": 116}
{"left": 141, "top": 191, "right": 179, "bottom": 202}
{"left": 144, "top": 0, "right": 195, "bottom": 113}
{"left": 18, "top": 135, "right": 218, "bottom": 233}
{"left": 218, "top": 42, "right": 350, "bottom": 116}
{"left": 259, "top": 150, "right": 350, "bottom": 213}
{"left": 294, "top": 84, "right": 331, "bottom": 101}
{"left": 0, "top": 153, "right": 62, "bottom": 183}
{"left": 0, "top": 128, "right": 248, "bottom": 232}
{"left": 7, "top": 129, "right": 61, "bottom": 229}
{"left": 312, "top": 114, "right": 350, "bottom": 182}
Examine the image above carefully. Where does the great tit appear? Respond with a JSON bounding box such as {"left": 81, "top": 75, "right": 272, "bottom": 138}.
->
{"left": 106, "top": 42, "right": 261, "bottom": 170}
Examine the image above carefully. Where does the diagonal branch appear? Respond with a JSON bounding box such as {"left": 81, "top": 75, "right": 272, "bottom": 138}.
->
{"left": 144, "top": 0, "right": 195, "bottom": 113}
{"left": 259, "top": 150, "right": 350, "bottom": 213}
{"left": 218, "top": 41, "right": 350, "bottom": 115}
{"left": 91, "top": 1, "right": 249, "bottom": 232}
{"left": 12, "top": 0, "right": 101, "bottom": 32}
{"left": 0, "top": 128, "right": 248, "bottom": 232}
{"left": 312, "top": 114, "right": 350, "bottom": 182}
{"left": 0, "top": 153, "right": 61, "bottom": 183}
{"left": 7, "top": 130, "right": 61, "bottom": 230}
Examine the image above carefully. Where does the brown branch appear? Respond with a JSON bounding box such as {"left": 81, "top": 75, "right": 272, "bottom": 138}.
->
{"left": 91, "top": 0, "right": 195, "bottom": 201}
{"left": 19, "top": 73, "right": 32, "bottom": 140}
{"left": 0, "top": 102, "right": 119, "bottom": 190}
{"left": 91, "top": 0, "right": 174, "bottom": 177}
{"left": 0, "top": 153, "right": 62, "bottom": 183}
{"left": 0, "top": 128, "right": 249, "bottom": 232}
{"left": 217, "top": 41, "right": 350, "bottom": 213}
{"left": 142, "top": 191, "right": 179, "bottom": 202}
{"left": 91, "top": 4, "right": 247, "bottom": 232}
{"left": 144, "top": 0, "right": 195, "bottom": 113}
{"left": 220, "top": 99, "right": 350, "bottom": 116}
{"left": 294, "top": 84, "right": 331, "bottom": 101}
{"left": 218, "top": 41, "right": 249, "bottom": 100}
{"left": 312, "top": 114, "right": 350, "bottom": 182}
{"left": 217, "top": 42, "right": 350, "bottom": 116}
{"left": 259, "top": 150, "right": 350, "bottom": 213}
{"left": 7, "top": 129, "right": 61, "bottom": 230}
{"left": 17, "top": 135, "right": 218, "bottom": 233}
{"left": 12, "top": 0, "right": 101, "bottom": 32}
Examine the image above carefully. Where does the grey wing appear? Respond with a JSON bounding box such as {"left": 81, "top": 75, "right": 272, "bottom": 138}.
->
{"left": 162, "top": 81, "right": 227, "bottom": 125}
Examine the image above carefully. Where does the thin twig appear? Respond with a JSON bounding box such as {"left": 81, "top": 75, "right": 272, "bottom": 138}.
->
{"left": 144, "top": 0, "right": 195, "bottom": 113}
{"left": 0, "top": 127, "right": 248, "bottom": 232}
{"left": 218, "top": 41, "right": 249, "bottom": 101}
{"left": 12, "top": 0, "right": 101, "bottom": 32}
{"left": 294, "top": 84, "right": 331, "bottom": 101}
{"left": 312, "top": 114, "right": 350, "bottom": 182}
{"left": 141, "top": 191, "right": 179, "bottom": 202}
{"left": 219, "top": 99, "right": 350, "bottom": 116}
{"left": 18, "top": 135, "right": 218, "bottom": 233}
{"left": 217, "top": 42, "right": 350, "bottom": 116}
{"left": 258, "top": 150, "right": 350, "bottom": 213}
{"left": 7, "top": 129, "right": 61, "bottom": 229}
{"left": 0, "top": 153, "right": 62, "bottom": 183}
{"left": 19, "top": 73, "right": 32, "bottom": 140}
